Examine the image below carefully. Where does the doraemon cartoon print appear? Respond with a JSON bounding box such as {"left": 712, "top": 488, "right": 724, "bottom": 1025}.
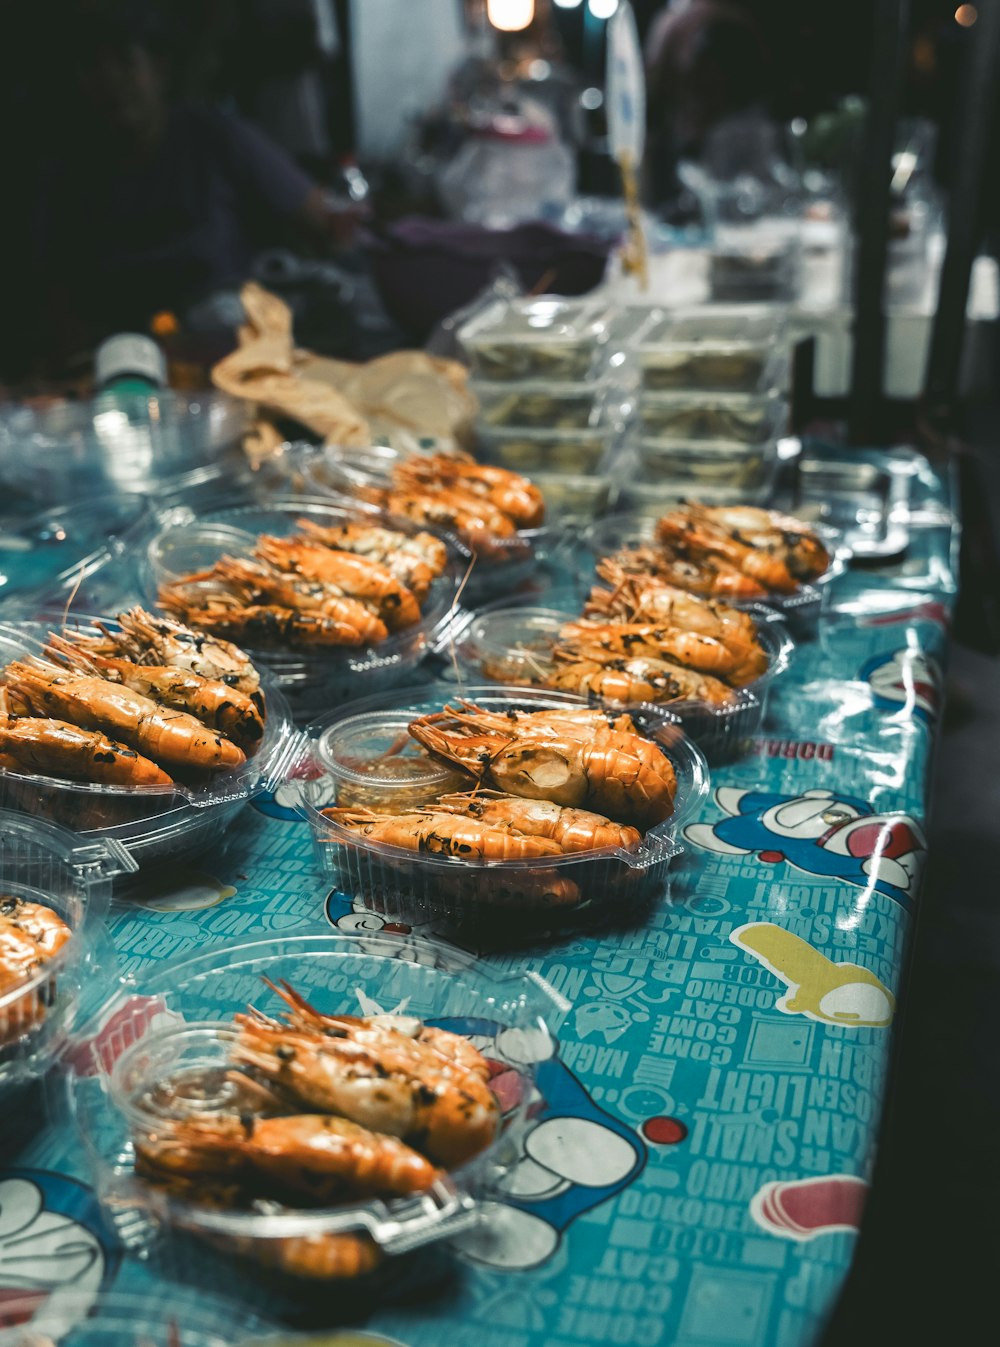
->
{"left": 0, "top": 1171, "right": 118, "bottom": 1333}
{"left": 861, "top": 646, "right": 941, "bottom": 724}
{"left": 686, "top": 787, "right": 926, "bottom": 910}
{"left": 436, "top": 1017, "right": 646, "bottom": 1272}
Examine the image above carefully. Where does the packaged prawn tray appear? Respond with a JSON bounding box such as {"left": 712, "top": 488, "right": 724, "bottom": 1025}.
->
{"left": 298, "top": 444, "right": 570, "bottom": 605}
{"left": 630, "top": 305, "right": 790, "bottom": 395}
{"left": 0, "top": 810, "right": 128, "bottom": 1145}
{"left": 438, "top": 592, "right": 794, "bottom": 765}
{"left": 580, "top": 508, "right": 847, "bottom": 640}
{"left": 296, "top": 684, "right": 709, "bottom": 937}
{"left": 457, "top": 296, "right": 613, "bottom": 383}
{"left": 65, "top": 933, "right": 557, "bottom": 1301}
{"left": 0, "top": 617, "right": 298, "bottom": 871}
{"left": 142, "top": 496, "right": 465, "bottom": 724}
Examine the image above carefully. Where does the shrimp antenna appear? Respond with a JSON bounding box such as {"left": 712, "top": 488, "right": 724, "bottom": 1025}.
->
{"left": 60, "top": 560, "right": 87, "bottom": 629}
{"left": 445, "top": 547, "right": 476, "bottom": 690}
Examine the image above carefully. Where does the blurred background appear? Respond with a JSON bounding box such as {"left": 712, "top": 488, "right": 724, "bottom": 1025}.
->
{"left": 0, "top": 0, "right": 991, "bottom": 390}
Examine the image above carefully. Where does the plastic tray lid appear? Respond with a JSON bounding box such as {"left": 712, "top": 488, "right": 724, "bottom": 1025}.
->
{"left": 634, "top": 303, "right": 789, "bottom": 348}
{"left": 458, "top": 295, "right": 614, "bottom": 348}
{"left": 0, "top": 620, "right": 302, "bottom": 809}
{"left": 0, "top": 809, "right": 137, "bottom": 889}
{"left": 70, "top": 930, "right": 568, "bottom": 1256}
{"left": 300, "top": 682, "right": 710, "bottom": 871}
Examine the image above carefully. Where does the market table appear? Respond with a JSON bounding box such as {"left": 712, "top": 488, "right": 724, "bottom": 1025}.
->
{"left": 0, "top": 446, "right": 958, "bottom": 1347}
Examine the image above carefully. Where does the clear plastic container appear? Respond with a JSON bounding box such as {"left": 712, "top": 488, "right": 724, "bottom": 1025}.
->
{"left": 708, "top": 227, "right": 802, "bottom": 303}
{"left": 439, "top": 598, "right": 794, "bottom": 763}
{"left": 633, "top": 306, "right": 788, "bottom": 393}
{"left": 313, "top": 708, "right": 471, "bottom": 813}
{"left": 0, "top": 391, "right": 248, "bottom": 504}
{"left": 297, "top": 684, "right": 709, "bottom": 935}
{"left": 297, "top": 446, "right": 565, "bottom": 607}
{"left": 636, "top": 437, "right": 777, "bottom": 492}
{"left": 0, "top": 621, "right": 299, "bottom": 868}
{"left": 143, "top": 497, "right": 464, "bottom": 723}
{"left": 475, "top": 422, "right": 613, "bottom": 475}
{"left": 68, "top": 933, "right": 559, "bottom": 1289}
{"left": 471, "top": 378, "right": 605, "bottom": 431}
{"left": 457, "top": 297, "right": 612, "bottom": 382}
{"left": 0, "top": 810, "right": 129, "bottom": 1144}
{"left": 614, "top": 474, "right": 772, "bottom": 513}
{"left": 580, "top": 511, "right": 847, "bottom": 638}
{"left": 531, "top": 471, "right": 612, "bottom": 522}
{"left": 638, "top": 390, "right": 786, "bottom": 443}
{"left": 0, "top": 1290, "right": 279, "bottom": 1347}
{"left": 0, "top": 494, "right": 156, "bottom": 612}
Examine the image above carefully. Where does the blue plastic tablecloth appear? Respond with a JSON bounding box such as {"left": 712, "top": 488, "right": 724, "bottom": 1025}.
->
{"left": 1, "top": 450, "right": 958, "bottom": 1347}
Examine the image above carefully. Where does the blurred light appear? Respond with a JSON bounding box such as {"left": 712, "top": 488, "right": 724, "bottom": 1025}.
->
{"left": 790, "top": 117, "right": 807, "bottom": 137}
{"left": 955, "top": 3, "right": 977, "bottom": 24}
{"left": 580, "top": 86, "right": 604, "bottom": 110}
{"left": 588, "top": 0, "right": 619, "bottom": 15}
{"left": 554, "top": 0, "right": 583, "bottom": 7}
{"left": 528, "top": 58, "right": 552, "bottom": 79}
{"left": 487, "top": 0, "right": 534, "bottom": 31}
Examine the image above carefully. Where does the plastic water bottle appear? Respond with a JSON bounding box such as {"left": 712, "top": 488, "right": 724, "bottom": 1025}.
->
{"left": 94, "top": 333, "right": 167, "bottom": 396}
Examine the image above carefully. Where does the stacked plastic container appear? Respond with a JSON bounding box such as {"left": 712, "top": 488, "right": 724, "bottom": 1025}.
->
{"left": 458, "top": 297, "right": 623, "bottom": 523}
{"left": 620, "top": 305, "right": 792, "bottom": 515}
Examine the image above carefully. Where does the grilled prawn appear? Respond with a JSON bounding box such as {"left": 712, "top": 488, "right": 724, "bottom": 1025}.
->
{"left": 231, "top": 1013, "right": 500, "bottom": 1167}
{"left": 393, "top": 455, "right": 545, "bottom": 529}
{"left": 545, "top": 648, "right": 736, "bottom": 706}
{"left": 0, "top": 896, "right": 72, "bottom": 1044}
{"left": 158, "top": 587, "right": 388, "bottom": 648}
{"left": 294, "top": 519, "right": 446, "bottom": 601}
{"left": 0, "top": 716, "right": 173, "bottom": 785}
{"left": 603, "top": 546, "right": 768, "bottom": 600}
{"left": 322, "top": 806, "right": 565, "bottom": 860}
{"left": 3, "top": 659, "right": 245, "bottom": 773}
{"left": 63, "top": 608, "right": 264, "bottom": 706}
{"left": 139, "top": 1112, "right": 441, "bottom": 1202}
{"left": 435, "top": 790, "right": 642, "bottom": 853}
{"left": 45, "top": 638, "right": 265, "bottom": 754}
{"left": 693, "top": 505, "right": 831, "bottom": 580}
{"left": 254, "top": 538, "right": 421, "bottom": 630}
{"left": 409, "top": 706, "right": 676, "bottom": 826}
{"left": 558, "top": 619, "right": 744, "bottom": 677}
{"left": 264, "top": 982, "right": 492, "bottom": 1084}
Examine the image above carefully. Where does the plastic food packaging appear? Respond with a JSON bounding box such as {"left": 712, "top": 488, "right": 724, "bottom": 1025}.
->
{"left": 457, "top": 297, "right": 612, "bottom": 382}
{"left": 0, "top": 621, "right": 299, "bottom": 870}
{"left": 297, "top": 684, "right": 709, "bottom": 936}
{"left": 0, "top": 810, "right": 128, "bottom": 1145}
{"left": 637, "top": 390, "right": 786, "bottom": 444}
{"left": 0, "top": 1290, "right": 279, "bottom": 1347}
{"left": 580, "top": 512, "right": 846, "bottom": 639}
{"left": 68, "top": 933, "right": 559, "bottom": 1293}
{"left": 438, "top": 597, "right": 793, "bottom": 763}
{"left": 143, "top": 497, "right": 463, "bottom": 722}
{"left": 313, "top": 708, "right": 471, "bottom": 812}
{"left": 475, "top": 422, "right": 613, "bottom": 476}
{"left": 635, "top": 437, "right": 778, "bottom": 495}
{"left": 471, "top": 378, "right": 606, "bottom": 431}
{"left": 613, "top": 472, "right": 773, "bottom": 514}
{"left": 297, "top": 445, "right": 564, "bottom": 606}
{"left": 0, "top": 493, "right": 156, "bottom": 613}
{"left": 633, "top": 306, "right": 788, "bottom": 393}
{"left": 530, "top": 471, "right": 613, "bottom": 522}
{"left": 708, "top": 226, "right": 803, "bottom": 303}
{"left": 0, "top": 391, "right": 247, "bottom": 504}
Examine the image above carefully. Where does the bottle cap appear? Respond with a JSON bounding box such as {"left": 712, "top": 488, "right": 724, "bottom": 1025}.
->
{"left": 95, "top": 333, "right": 168, "bottom": 390}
